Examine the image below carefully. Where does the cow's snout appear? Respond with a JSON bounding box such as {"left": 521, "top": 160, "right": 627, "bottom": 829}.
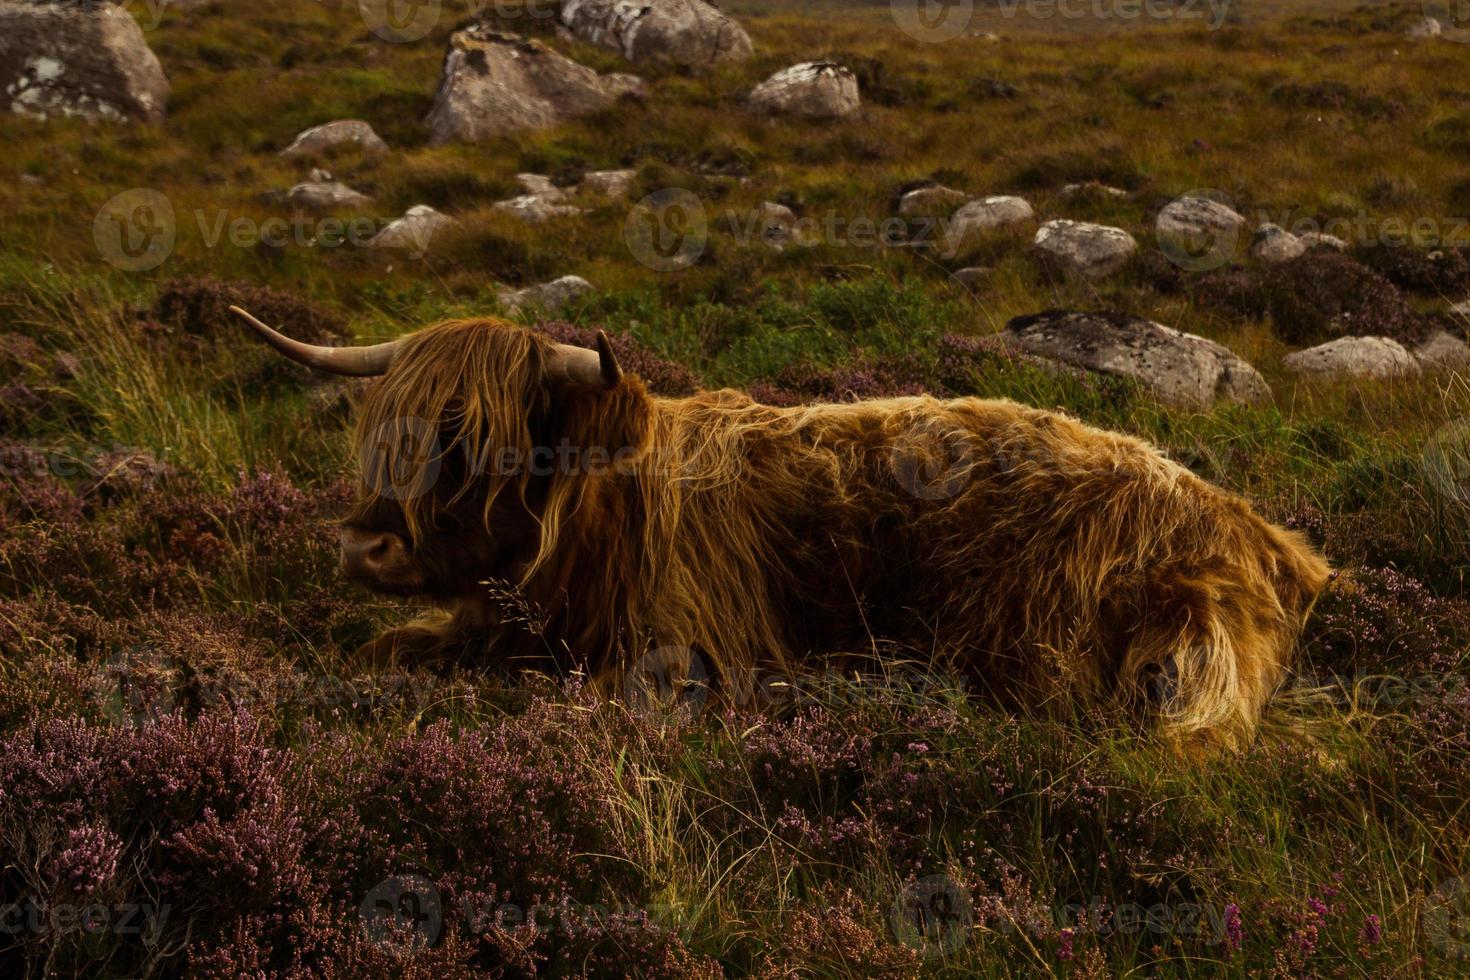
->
{"left": 340, "top": 527, "right": 412, "bottom": 588}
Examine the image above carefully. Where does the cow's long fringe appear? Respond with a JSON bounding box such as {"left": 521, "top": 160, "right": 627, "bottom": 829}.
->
{"left": 351, "top": 319, "right": 1331, "bottom": 750}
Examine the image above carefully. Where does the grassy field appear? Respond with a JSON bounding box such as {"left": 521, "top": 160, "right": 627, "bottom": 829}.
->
{"left": 3, "top": 0, "right": 1470, "bottom": 975}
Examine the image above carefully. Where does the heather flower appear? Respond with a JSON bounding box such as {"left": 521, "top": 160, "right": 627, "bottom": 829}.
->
{"left": 1222, "top": 903, "right": 1243, "bottom": 953}
{"left": 48, "top": 823, "right": 122, "bottom": 896}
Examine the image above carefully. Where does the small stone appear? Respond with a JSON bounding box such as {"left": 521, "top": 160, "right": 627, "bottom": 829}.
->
{"left": 1250, "top": 223, "right": 1307, "bottom": 264}
{"left": 897, "top": 185, "right": 969, "bottom": 217}
{"left": 281, "top": 119, "right": 388, "bottom": 158}
{"left": 499, "top": 275, "right": 595, "bottom": 314}
{"left": 369, "top": 205, "right": 455, "bottom": 253}
{"left": 1033, "top": 219, "right": 1138, "bottom": 279}
{"left": 580, "top": 169, "right": 638, "bottom": 198}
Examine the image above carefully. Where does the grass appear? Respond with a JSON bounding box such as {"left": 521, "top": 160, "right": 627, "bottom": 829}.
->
{"left": 1, "top": 0, "right": 1470, "bottom": 975}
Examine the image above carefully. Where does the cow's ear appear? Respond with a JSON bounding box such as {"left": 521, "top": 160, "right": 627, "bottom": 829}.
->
{"left": 549, "top": 377, "right": 649, "bottom": 461}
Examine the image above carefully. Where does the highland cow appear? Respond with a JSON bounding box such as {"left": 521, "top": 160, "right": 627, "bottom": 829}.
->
{"left": 234, "top": 307, "right": 1330, "bottom": 749}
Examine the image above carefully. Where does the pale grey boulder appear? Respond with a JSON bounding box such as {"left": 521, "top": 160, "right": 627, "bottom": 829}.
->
{"left": 747, "top": 62, "right": 860, "bottom": 120}
{"left": 369, "top": 205, "right": 456, "bottom": 253}
{"left": 1250, "top": 223, "right": 1307, "bottom": 264}
{"left": 560, "top": 0, "right": 752, "bottom": 69}
{"left": 287, "top": 180, "right": 371, "bottom": 210}
{"left": 897, "top": 185, "right": 968, "bottom": 217}
{"left": 1033, "top": 219, "right": 1137, "bottom": 279}
{"left": 424, "top": 28, "right": 618, "bottom": 145}
{"left": 281, "top": 119, "right": 388, "bottom": 158}
{"left": 0, "top": 0, "right": 168, "bottom": 123}
{"left": 1414, "top": 331, "right": 1470, "bottom": 373}
{"left": 499, "top": 275, "right": 595, "bottom": 314}
{"left": 1003, "top": 310, "right": 1270, "bottom": 408}
{"left": 1282, "top": 336, "right": 1422, "bottom": 379}
{"left": 941, "top": 195, "right": 1033, "bottom": 256}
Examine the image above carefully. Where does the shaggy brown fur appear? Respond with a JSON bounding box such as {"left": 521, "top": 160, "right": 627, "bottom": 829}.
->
{"left": 343, "top": 317, "right": 1330, "bottom": 749}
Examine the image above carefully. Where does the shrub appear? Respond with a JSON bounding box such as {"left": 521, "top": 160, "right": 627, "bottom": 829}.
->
{"left": 1353, "top": 243, "right": 1470, "bottom": 296}
{"left": 1259, "top": 251, "right": 1425, "bottom": 345}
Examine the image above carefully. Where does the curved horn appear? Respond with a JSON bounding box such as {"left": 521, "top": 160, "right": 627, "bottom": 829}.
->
{"left": 229, "top": 306, "right": 399, "bottom": 377}
{"left": 544, "top": 330, "right": 622, "bottom": 389}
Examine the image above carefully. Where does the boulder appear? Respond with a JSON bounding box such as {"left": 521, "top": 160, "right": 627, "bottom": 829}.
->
{"left": 1297, "top": 231, "right": 1349, "bottom": 252}
{"left": 754, "top": 201, "right": 800, "bottom": 249}
{"left": 1033, "top": 219, "right": 1137, "bottom": 279}
{"left": 424, "top": 28, "right": 618, "bottom": 145}
{"left": 747, "top": 62, "right": 860, "bottom": 120}
{"left": 1405, "top": 16, "right": 1441, "bottom": 39}
{"left": 1061, "top": 181, "right": 1129, "bottom": 199}
{"left": 516, "top": 173, "right": 567, "bottom": 200}
{"left": 600, "top": 72, "right": 647, "bottom": 99}
{"left": 941, "top": 195, "right": 1034, "bottom": 255}
{"left": 1414, "top": 331, "right": 1470, "bottom": 372}
{"left": 369, "top": 205, "right": 455, "bottom": 253}
{"left": 280, "top": 119, "right": 388, "bottom": 158}
{"left": 492, "top": 194, "right": 587, "bottom": 223}
{"left": 287, "top": 180, "right": 371, "bottom": 210}
{"left": 580, "top": 168, "right": 638, "bottom": 197}
{"left": 1156, "top": 195, "right": 1246, "bottom": 241}
{"left": 499, "top": 275, "right": 594, "bottom": 314}
{"left": 560, "top": 0, "right": 752, "bottom": 69}
{"left": 1250, "top": 223, "right": 1307, "bottom": 264}
{"left": 1002, "top": 310, "right": 1271, "bottom": 407}
{"left": 1281, "top": 336, "right": 1421, "bottom": 379}
{"left": 0, "top": 1, "right": 168, "bottom": 123}
{"left": 897, "top": 185, "right": 968, "bottom": 217}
